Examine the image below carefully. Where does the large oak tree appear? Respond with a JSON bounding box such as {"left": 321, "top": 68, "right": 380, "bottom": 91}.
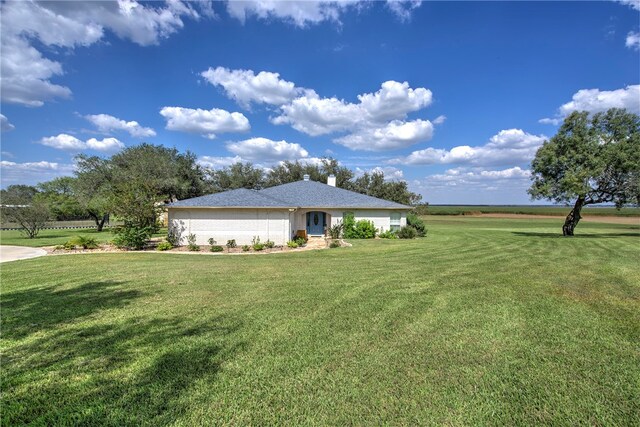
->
{"left": 528, "top": 108, "right": 640, "bottom": 235}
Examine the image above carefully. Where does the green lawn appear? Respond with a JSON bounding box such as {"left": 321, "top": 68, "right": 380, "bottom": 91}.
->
{"left": 0, "top": 227, "right": 167, "bottom": 247}
{"left": 425, "top": 205, "right": 640, "bottom": 216}
{"left": 2, "top": 217, "right": 639, "bottom": 425}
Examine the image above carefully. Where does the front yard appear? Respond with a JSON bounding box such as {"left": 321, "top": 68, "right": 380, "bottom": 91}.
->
{"left": 1, "top": 217, "right": 639, "bottom": 425}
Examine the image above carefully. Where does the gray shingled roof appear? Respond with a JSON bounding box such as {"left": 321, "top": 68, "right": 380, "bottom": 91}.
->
{"left": 169, "top": 180, "right": 411, "bottom": 209}
{"left": 168, "top": 188, "right": 292, "bottom": 208}
{"left": 260, "top": 180, "right": 410, "bottom": 209}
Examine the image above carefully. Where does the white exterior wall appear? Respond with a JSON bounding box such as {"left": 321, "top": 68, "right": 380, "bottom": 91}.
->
{"left": 168, "top": 208, "right": 291, "bottom": 246}
{"left": 291, "top": 209, "right": 407, "bottom": 235}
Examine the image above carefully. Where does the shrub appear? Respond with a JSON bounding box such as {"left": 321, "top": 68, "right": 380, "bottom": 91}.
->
{"left": 210, "top": 245, "right": 224, "bottom": 252}
{"left": 54, "top": 244, "right": 65, "bottom": 250}
{"left": 69, "top": 235, "right": 99, "bottom": 249}
{"left": 397, "top": 225, "right": 418, "bottom": 239}
{"left": 157, "top": 241, "right": 173, "bottom": 251}
{"left": 328, "top": 222, "right": 343, "bottom": 239}
{"left": 264, "top": 240, "right": 275, "bottom": 249}
{"left": 293, "top": 236, "right": 307, "bottom": 246}
{"left": 329, "top": 240, "right": 341, "bottom": 248}
{"left": 354, "top": 220, "right": 377, "bottom": 239}
{"left": 407, "top": 212, "right": 427, "bottom": 237}
{"left": 242, "top": 245, "right": 251, "bottom": 252}
{"left": 187, "top": 233, "right": 200, "bottom": 251}
{"left": 112, "top": 225, "right": 152, "bottom": 250}
{"left": 208, "top": 237, "right": 217, "bottom": 246}
{"left": 287, "top": 241, "right": 299, "bottom": 248}
{"left": 62, "top": 240, "right": 76, "bottom": 250}
{"left": 379, "top": 229, "right": 398, "bottom": 239}
{"left": 253, "top": 243, "right": 264, "bottom": 251}
{"left": 342, "top": 214, "right": 376, "bottom": 239}
{"left": 342, "top": 213, "right": 357, "bottom": 238}
{"left": 226, "top": 239, "right": 237, "bottom": 249}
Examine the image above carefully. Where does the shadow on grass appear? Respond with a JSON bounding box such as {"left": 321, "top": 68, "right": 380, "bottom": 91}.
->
{"left": 1, "top": 281, "right": 142, "bottom": 340}
{"left": 511, "top": 231, "right": 640, "bottom": 238}
{"left": 2, "top": 313, "right": 244, "bottom": 425}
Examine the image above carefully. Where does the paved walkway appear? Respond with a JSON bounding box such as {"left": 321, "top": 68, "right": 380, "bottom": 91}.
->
{"left": 0, "top": 246, "right": 47, "bottom": 263}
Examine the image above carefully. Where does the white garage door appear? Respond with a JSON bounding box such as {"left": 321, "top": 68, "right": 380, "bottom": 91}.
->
{"left": 169, "top": 209, "right": 290, "bottom": 245}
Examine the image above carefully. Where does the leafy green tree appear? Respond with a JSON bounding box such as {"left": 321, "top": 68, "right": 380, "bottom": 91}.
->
{"left": 265, "top": 158, "right": 354, "bottom": 188}
{"left": 207, "top": 162, "right": 265, "bottom": 192}
{"left": 76, "top": 144, "right": 207, "bottom": 229}
{"left": 0, "top": 185, "right": 50, "bottom": 238}
{"left": 74, "top": 155, "right": 112, "bottom": 231}
{"left": 529, "top": 108, "right": 640, "bottom": 235}
{"left": 351, "top": 171, "right": 422, "bottom": 205}
{"left": 37, "top": 177, "right": 85, "bottom": 220}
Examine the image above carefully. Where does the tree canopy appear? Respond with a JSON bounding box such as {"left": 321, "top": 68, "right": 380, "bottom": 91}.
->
{"left": 529, "top": 108, "right": 640, "bottom": 235}
{"left": 75, "top": 144, "right": 207, "bottom": 228}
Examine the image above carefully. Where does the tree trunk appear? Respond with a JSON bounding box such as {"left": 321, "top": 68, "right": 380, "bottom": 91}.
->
{"left": 96, "top": 214, "right": 108, "bottom": 232}
{"left": 89, "top": 212, "right": 108, "bottom": 232}
{"left": 562, "top": 196, "right": 585, "bottom": 236}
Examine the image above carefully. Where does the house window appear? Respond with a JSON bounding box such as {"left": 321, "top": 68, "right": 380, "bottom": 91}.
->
{"left": 390, "top": 212, "right": 401, "bottom": 232}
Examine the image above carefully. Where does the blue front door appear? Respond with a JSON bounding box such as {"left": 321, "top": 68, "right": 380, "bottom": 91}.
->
{"left": 307, "top": 211, "right": 325, "bottom": 235}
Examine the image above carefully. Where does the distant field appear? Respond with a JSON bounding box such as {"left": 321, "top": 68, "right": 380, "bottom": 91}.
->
{"left": 424, "top": 205, "right": 640, "bottom": 216}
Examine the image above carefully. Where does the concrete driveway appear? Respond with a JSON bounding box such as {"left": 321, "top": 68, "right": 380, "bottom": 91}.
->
{"left": 0, "top": 246, "right": 47, "bottom": 263}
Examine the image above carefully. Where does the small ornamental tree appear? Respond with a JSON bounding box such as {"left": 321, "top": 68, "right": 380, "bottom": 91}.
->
{"left": 528, "top": 108, "right": 640, "bottom": 235}
{"left": 0, "top": 185, "right": 50, "bottom": 238}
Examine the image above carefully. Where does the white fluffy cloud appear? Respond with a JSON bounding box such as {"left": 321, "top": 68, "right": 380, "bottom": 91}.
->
{"left": 1, "top": 114, "right": 15, "bottom": 132}
{"left": 272, "top": 80, "right": 436, "bottom": 151}
{"left": 225, "top": 1, "right": 354, "bottom": 27}
{"left": 335, "top": 119, "right": 434, "bottom": 151}
{"left": 540, "top": 85, "right": 640, "bottom": 124}
{"left": 412, "top": 166, "right": 533, "bottom": 204}
{"left": 357, "top": 80, "right": 433, "bottom": 122}
{"left": 160, "top": 106, "right": 250, "bottom": 139}
{"left": 273, "top": 91, "right": 361, "bottom": 135}
{"left": 201, "top": 67, "right": 303, "bottom": 108}
{"left": 390, "top": 129, "right": 546, "bottom": 167}
{"left": 84, "top": 114, "right": 156, "bottom": 138}
{"left": 0, "top": 0, "right": 205, "bottom": 106}
{"left": 40, "top": 134, "right": 86, "bottom": 151}
{"left": 225, "top": 1, "right": 422, "bottom": 27}
{"left": 1, "top": 160, "right": 75, "bottom": 186}
{"left": 274, "top": 80, "right": 433, "bottom": 136}
{"left": 626, "top": 31, "right": 640, "bottom": 50}
{"left": 558, "top": 85, "right": 640, "bottom": 115}
{"left": 39, "top": 133, "right": 124, "bottom": 152}
{"left": 86, "top": 137, "right": 126, "bottom": 152}
{"left": 226, "top": 137, "right": 309, "bottom": 162}
{"left": 202, "top": 66, "right": 437, "bottom": 151}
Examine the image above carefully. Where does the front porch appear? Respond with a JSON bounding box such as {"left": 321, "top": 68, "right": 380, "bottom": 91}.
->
{"left": 293, "top": 209, "right": 334, "bottom": 238}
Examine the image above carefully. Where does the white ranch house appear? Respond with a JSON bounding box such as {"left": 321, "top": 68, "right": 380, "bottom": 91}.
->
{"left": 167, "top": 175, "right": 410, "bottom": 246}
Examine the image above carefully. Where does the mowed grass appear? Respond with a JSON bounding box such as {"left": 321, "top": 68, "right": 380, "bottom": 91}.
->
{"left": 0, "top": 227, "right": 166, "bottom": 247}
{"left": 425, "top": 205, "right": 640, "bottom": 216}
{"left": 1, "top": 218, "right": 639, "bottom": 425}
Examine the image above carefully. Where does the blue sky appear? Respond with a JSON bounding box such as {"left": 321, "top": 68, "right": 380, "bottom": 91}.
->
{"left": 1, "top": 0, "right": 639, "bottom": 204}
